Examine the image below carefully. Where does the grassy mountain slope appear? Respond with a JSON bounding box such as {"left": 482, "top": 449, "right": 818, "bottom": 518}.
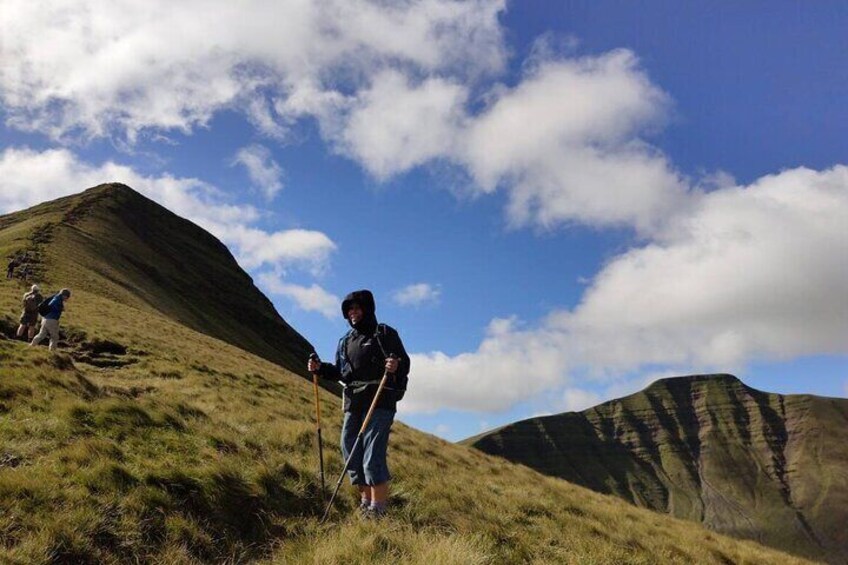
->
{"left": 466, "top": 375, "right": 848, "bottom": 564}
{"left": 0, "top": 183, "right": 313, "bottom": 373}
{"left": 0, "top": 189, "right": 814, "bottom": 563}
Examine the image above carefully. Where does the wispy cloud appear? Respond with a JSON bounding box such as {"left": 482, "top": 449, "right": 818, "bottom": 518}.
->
{"left": 256, "top": 274, "right": 340, "bottom": 319}
{"left": 232, "top": 144, "right": 284, "bottom": 200}
{"left": 228, "top": 227, "right": 335, "bottom": 273}
{"left": 434, "top": 424, "right": 451, "bottom": 437}
{"left": 392, "top": 283, "right": 441, "bottom": 307}
{"left": 558, "top": 388, "right": 602, "bottom": 413}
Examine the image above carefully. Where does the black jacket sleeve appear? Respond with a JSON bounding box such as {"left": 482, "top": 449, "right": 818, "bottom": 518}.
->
{"left": 317, "top": 336, "right": 344, "bottom": 381}
{"left": 382, "top": 326, "right": 410, "bottom": 386}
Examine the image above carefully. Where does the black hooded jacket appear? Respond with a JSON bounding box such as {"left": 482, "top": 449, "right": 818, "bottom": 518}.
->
{"left": 317, "top": 290, "right": 410, "bottom": 413}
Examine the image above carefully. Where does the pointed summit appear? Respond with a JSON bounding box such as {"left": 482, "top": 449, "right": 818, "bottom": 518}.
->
{"left": 0, "top": 183, "right": 314, "bottom": 376}
{"left": 82, "top": 182, "right": 138, "bottom": 196}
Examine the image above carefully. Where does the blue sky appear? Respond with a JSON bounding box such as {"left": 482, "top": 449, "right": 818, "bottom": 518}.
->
{"left": 1, "top": 1, "right": 846, "bottom": 441}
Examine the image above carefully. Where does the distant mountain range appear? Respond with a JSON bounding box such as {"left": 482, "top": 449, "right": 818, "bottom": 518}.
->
{"left": 465, "top": 374, "right": 848, "bottom": 563}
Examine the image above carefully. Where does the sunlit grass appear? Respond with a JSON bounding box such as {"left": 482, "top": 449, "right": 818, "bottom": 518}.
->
{"left": 0, "top": 186, "right": 816, "bottom": 563}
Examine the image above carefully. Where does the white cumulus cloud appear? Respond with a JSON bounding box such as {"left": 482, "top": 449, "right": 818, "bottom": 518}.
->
{"left": 402, "top": 316, "right": 570, "bottom": 413}
{"left": 434, "top": 423, "right": 451, "bottom": 437}
{"left": 0, "top": 0, "right": 505, "bottom": 141}
{"left": 232, "top": 144, "right": 284, "bottom": 200}
{"left": 558, "top": 388, "right": 602, "bottom": 413}
{"left": 563, "top": 165, "right": 848, "bottom": 370}
{"left": 0, "top": 147, "right": 336, "bottom": 274}
{"left": 1, "top": 1, "right": 696, "bottom": 235}
{"left": 393, "top": 283, "right": 442, "bottom": 307}
{"left": 403, "top": 165, "right": 848, "bottom": 413}
{"left": 217, "top": 226, "right": 336, "bottom": 273}
{"left": 256, "top": 274, "right": 340, "bottom": 319}
{"left": 459, "top": 50, "right": 688, "bottom": 233}
{"left": 335, "top": 71, "right": 468, "bottom": 180}
{"left": 310, "top": 48, "right": 690, "bottom": 234}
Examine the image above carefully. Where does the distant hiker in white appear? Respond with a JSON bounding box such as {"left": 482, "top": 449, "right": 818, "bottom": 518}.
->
{"left": 309, "top": 289, "right": 410, "bottom": 519}
{"left": 30, "top": 288, "right": 71, "bottom": 352}
{"left": 17, "top": 284, "right": 43, "bottom": 341}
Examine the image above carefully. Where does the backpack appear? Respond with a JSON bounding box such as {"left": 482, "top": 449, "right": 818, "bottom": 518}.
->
{"left": 23, "top": 293, "right": 39, "bottom": 313}
{"left": 37, "top": 294, "right": 56, "bottom": 317}
{"left": 341, "top": 323, "right": 408, "bottom": 402}
{"left": 373, "top": 324, "right": 408, "bottom": 401}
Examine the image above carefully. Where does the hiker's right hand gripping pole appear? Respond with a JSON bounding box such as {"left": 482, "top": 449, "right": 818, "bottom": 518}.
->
{"left": 308, "top": 353, "right": 326, "bottom": 501}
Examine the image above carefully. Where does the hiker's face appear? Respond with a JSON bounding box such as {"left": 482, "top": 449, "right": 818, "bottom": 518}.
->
{"left": 347, "top": 304, "right": 363, "bottom": 325}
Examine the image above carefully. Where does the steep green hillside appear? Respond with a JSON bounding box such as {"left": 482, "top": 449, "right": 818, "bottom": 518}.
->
{"left": 0, "top": 189, "right": 814, "bottom": 563}
{"left": 1, "top": 183, "right": 313, "bottom": 374}
{"left": 466, "top": 375, "right": 848, "bottom": 564}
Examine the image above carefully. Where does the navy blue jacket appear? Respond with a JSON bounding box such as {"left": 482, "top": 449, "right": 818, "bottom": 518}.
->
{"left": 44, "top": 294, "right": 65, "bottom": 320}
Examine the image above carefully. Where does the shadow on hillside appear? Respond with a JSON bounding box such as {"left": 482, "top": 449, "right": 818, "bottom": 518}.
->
{"left": 0, "top": 315, "right": 17, "bottom": 340}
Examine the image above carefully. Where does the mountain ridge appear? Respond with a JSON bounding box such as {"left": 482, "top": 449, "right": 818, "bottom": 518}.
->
{"left": 2, "top": 183, "right": 315, "bottom": 378}
{"left": 466, "top": 373, "right": 848, "bottom": 563}
{"left": 0, "top": 188, "right": 816, "bottom": 563}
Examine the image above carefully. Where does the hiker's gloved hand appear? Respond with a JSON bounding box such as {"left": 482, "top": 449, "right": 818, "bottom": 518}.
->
{"left": 385, "top": 356, "right": 399, "bottom": 374}
{"left": 308, "top": 355, "right": 321, "bottom": 374}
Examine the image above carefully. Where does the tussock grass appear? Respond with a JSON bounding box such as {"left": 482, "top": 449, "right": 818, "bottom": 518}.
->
{"left": 0, "top": 304, "right": 816, "bottom": 564}
{"left": 0, "top": 187, "right": 817, "bottom": 564}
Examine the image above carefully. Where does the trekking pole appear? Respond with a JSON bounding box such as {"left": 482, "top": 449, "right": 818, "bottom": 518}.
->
{"left": 308, "top": 353, "right": 326, "bottom": 501}
{"left": 319, "top": 355, "right": 395, "bottom": 524}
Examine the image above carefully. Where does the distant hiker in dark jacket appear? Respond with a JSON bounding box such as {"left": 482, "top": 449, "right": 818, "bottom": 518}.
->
{"left": 308, "top": 289, "right": 410, "bottom": 518}
{"left": 30, "top": 288, "right": 71, "bottom": 352}
{"left": 17, "top": 284, "right": 43, "bottom": 340}
{"left": 6, "top": 257, "right": 18, "bottom": 279}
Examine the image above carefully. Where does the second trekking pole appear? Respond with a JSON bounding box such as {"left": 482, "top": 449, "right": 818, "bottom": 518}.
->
{"left": 319, "top": 356, "right": 395, "bottom": 524}
{"left": 308, "top": 353, "right": 326, "bottom": 501}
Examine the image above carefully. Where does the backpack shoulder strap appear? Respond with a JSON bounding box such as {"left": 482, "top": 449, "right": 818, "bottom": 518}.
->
{"left": 338, "top": 328, "right": 355, "bottom": 368}
{"left": 373, "top": 323, "right": 391, "bottom": 358}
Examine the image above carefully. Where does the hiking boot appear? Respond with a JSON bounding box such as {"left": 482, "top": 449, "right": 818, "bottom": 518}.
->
{"left": 363, "top": 505, "right": 387, "bottom": 520}
{"left": 358, "top": 500, "right": 371, "bottom": 517}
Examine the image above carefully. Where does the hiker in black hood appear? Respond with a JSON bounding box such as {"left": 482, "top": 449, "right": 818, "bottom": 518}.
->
{"left": 308, "top": 289, "right": 410, "bottom": 518}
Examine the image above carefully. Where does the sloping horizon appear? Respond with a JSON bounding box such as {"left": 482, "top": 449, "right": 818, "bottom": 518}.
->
{"left": 1, "top": 1, "right": 846, "bottom": 441}
{"left": 0, "top": 181, "right": 812, "bottom": 563}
